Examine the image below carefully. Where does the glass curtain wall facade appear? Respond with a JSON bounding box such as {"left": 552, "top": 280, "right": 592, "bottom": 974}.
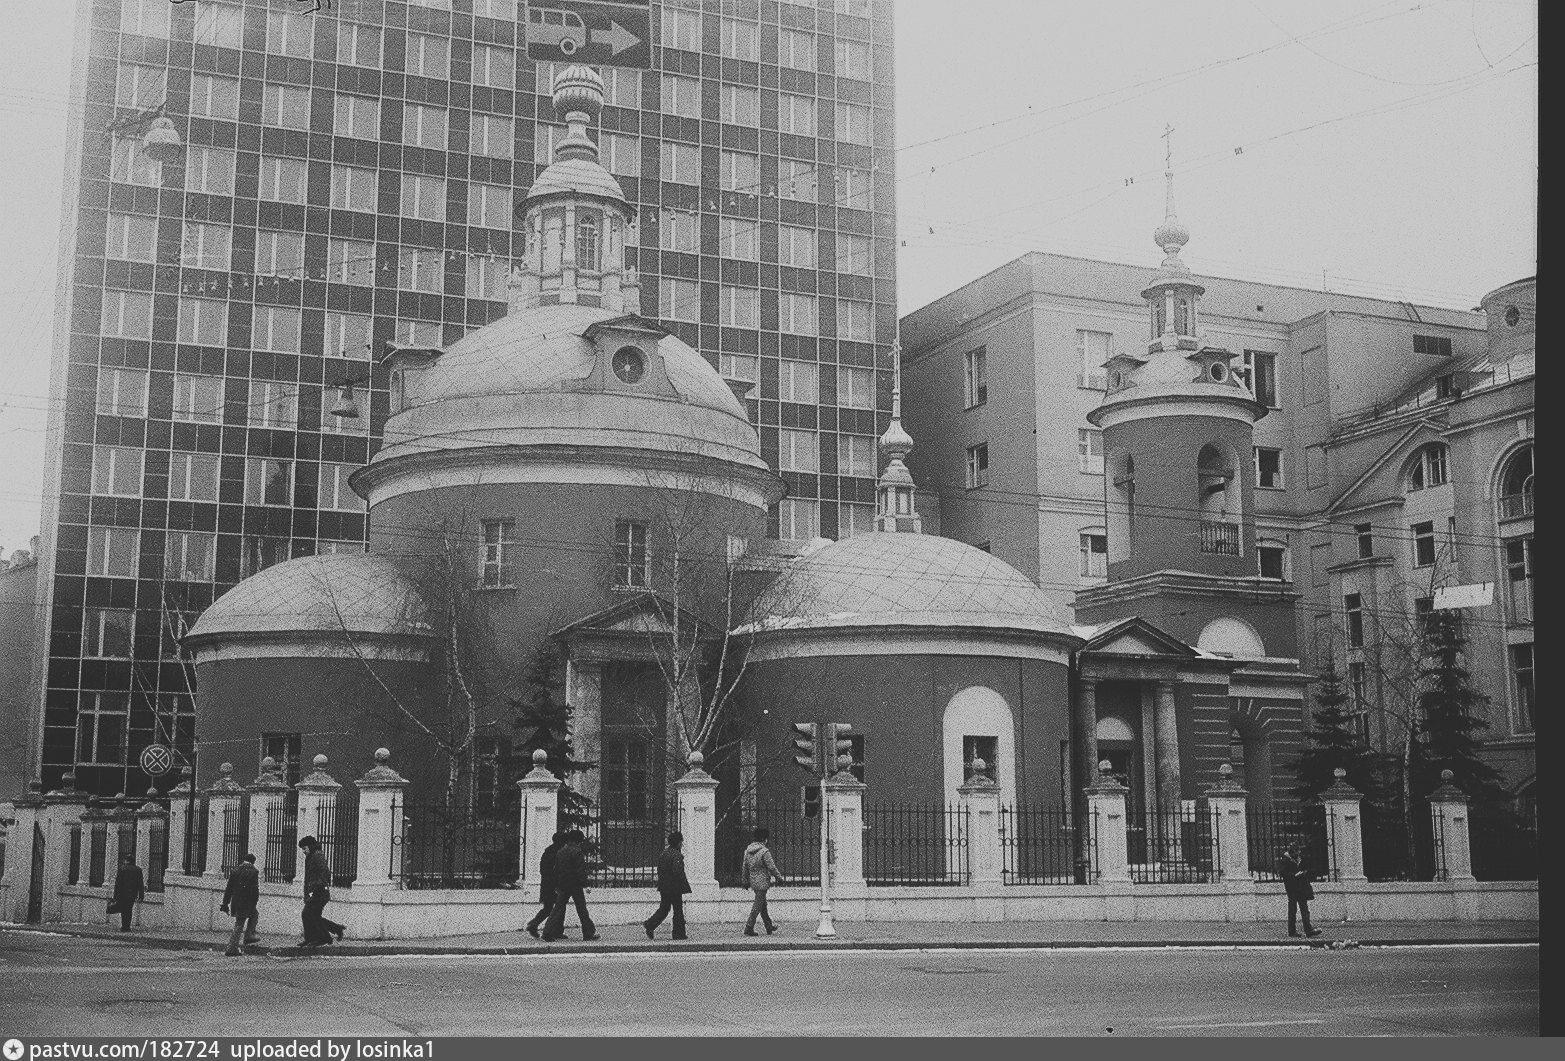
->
{"left": 35, "top": 0, "right": 897, "bottom": 796}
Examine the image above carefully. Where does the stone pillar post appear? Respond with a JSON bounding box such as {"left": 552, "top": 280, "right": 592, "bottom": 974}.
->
{"left": 824, "top": 758, "right": 868, "bottom": 898}
{"left": 1073, "top": 678, "right": 1099, "bottom": 812}
{"left": 1318, "top": 768, "right": 1365, "bottom": 882}
{"left": 103, "top": 793, "right": 130, "bottom": 873}
{"left": 167, "top": 769, "right": 193, "bottom": 876}
{"left": 41, "top": 778, "right": 88, "bottom": 921}
{"left": 245, "top": 758, "right": 289, "bottom": 881}
{"left": 354, "top": 749, "right": 409, "bottom": 890}
{"left": 1084, "top": 761, "right": 1131, "bottom": 884}
{"left": 1428, "top": 769, "right": 1475, "bottom": 883}
{"left": 1204, "top": 763, "right": 1249, "bottom": 881}
{"left": 565, "top": 658, "right": 602, "bottom": 803}
{"left": 957, "top": 762, "right": 1003, "bottom": 886}
{"left": 674, "top": 752, "right": 721, "bottom": 899}
{"left": 134, "top": 788, "right": 168, "bottom": 893}
{"left": 0, "top": 782, "right": 45, "bottom": 922}
{"left": 516, "top": 750, "right": 561, "bottom": 901}
{"left": 294, "top": 755, "right": 342, "bottom": 876}
{"left": 204, "top": 764, "right": 244, "bottom": 879}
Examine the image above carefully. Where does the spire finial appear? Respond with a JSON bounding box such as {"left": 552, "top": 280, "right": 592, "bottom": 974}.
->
{"left": 1153, "top": 122, "right": 1191, "bottom": 271}
{"left": 875, "top": 333, "right": 920, "bottom": 533}
{"left": 551, "top": 65, "right": 605, "bottom": 164}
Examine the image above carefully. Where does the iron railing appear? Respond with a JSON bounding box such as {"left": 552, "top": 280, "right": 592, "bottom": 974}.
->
{"left": 220, "top": 802, "right": 247, "bottom": 875}
{"left": 1360, "top": 802, "right": 1416, "bottom": 882}
{"left": 67, "top": 823, "right": 81, "bottom": 885}
{"left": 1247, "top": 804, "right": 1332, "bottom": 882}
{"left": 1126, "top": 804, "right": 1213, "bottom": 883}
{"left": 864, "top": 803, "right": 970, "bottom": 886}
{"left": 264, "top": 794, "right": 299, "bottom": 883}
{"left": 717, "top": 803, "right": 821, "bottom": 888}
{"left": 87, "top": 820, "right": 108, "bottom": 886}
{"left": 184, "top": 797, "right": 208, "bottom": 876}
{"left": 1199, "top": 520, "right": 1240, "bottom": 555}
{"left": 579, "top": 800, "right": 677, "bottom": 888}
{"left": 316, "top": 791, "right": 359, "bottom": 887}
{"left": 391, "top": 800, "right": 519, "bottom": 889}
{"left": 146, "top": 819, "right": 167, "bottom": 893}
{"left": 116, "top": 819, "right": 137, "bottom": 866}
{"left": 999, "top": 806, "right": 1096, "bottom": 884}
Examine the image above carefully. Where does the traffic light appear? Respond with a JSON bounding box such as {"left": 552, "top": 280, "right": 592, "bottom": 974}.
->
{"left": 791, "top": 722, "right": 818, "bottom": 773}
{"left": 827, "top": 724, "right": 854, "bottom": 773}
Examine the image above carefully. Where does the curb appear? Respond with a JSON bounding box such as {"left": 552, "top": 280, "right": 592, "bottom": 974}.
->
{"left": 3, "top": 925, "right": 1538, "bottom": 958}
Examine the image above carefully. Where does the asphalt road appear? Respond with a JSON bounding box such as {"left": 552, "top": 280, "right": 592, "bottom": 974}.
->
{"left": 0, "top": 931, "right": 1538, "bottom": 1037}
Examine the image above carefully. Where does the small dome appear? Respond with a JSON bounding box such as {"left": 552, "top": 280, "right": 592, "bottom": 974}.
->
{"left": 527, "top": 157, "right": 628, "bottom": 202}
{"left": 186, "top": 554, "right": 430, "bottom": 642}
{"left": 747, "top": 533, "right": 1075, "bottom": 637}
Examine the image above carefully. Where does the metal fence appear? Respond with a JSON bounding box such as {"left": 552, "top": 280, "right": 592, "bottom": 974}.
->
{"left": 864, "top": 803, "right": 970, "bottom": 886}
{"left": 1361, "top": 802, "right": 1417, "bottom": 882}
{"left": 87, "top": 819, "right": 108, "bottom": 886}
{"left": 117, "top": 818, "right": 137, "bottom": 866}
{"left": 146, "top": 819, "right": 168, "bottom": 893}
{"left": 579, "top": 800, "right": 677, "bottom": 888}
{"left": 184, "top": 797, "right": 208, "bottom": 877}
{"left": 67, "top": 823, "right": 81, "bottom": 885}
{"left": 716, "top": 804, "right": 821, "bottom": 888}
{"left": 220, "top": 802, "right": 247, "bottom": 875}
{"left": 1246, "top": 804, "right": 1331, "bottom": 882}
{"left": 1000, "top": 805, "right": 1096, "bottom": 884}
{"left": 316, "top": 792, "right": 359, "bottom": 887}
{"left": 1469, "top": 804, "right": 1538, "bottom": 881}
{"left": 1126, "top": 804, "right": 1213, "bottom": 884}
{"left": 264, "top": 794, "right": 299, "bottom": 884}
{"left": 391, "top": 800, "right": 519, "bottom": 889}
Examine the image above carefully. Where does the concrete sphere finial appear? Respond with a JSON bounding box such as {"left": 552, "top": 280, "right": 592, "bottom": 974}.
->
{"left": 1218, "top": 763, "right": 1233, "bottom": 779}
{"left": 218, "top": 763, "right": 233, "bottom": 778}
{"left": 1333, "top": 767, "right": 1347, "bottom": 780}
{"left": 115, "top": 791, "right": 126, "bottom": 800}
{"left": 375, "top": 748, "right": 391, "bottom": 764}
{"left": 1440, "top": 768, "right": 1454, "bottom": 783}
{"left": 1099, "top": 759, "right": 1113, "bottom": 774}
{"left": 147, "top": 786, "right": 159, "bottom": 798}
{"left": 180, "top": 766, "right": 192, "bottom": 779}
{"left": 837, "top": 754, "right": 853, "bottom": 771}
{"left": 533, "top": 748, "right": 549, "bottom": 766}
{"left": 260, "top": 756, "right": 276, "bottom": 771}
{"left": 313, "top": 754, "right": 329, "bottom": 769}
{"left": 971, "top": 758, "right": 987, "bottom": 774}
{"left": 688, "top": 751, "right": 704, "bottom": 767}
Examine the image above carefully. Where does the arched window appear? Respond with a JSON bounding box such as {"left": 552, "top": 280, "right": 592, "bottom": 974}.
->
{"left": 1499, "top": 444, "right": 1533, "bottom": 519}
{"left": 1407, "top": 443, "right": 1449, "bottom": 490}
{"left": 575, "top": 211, "right": 601, "bottom": 272}
{"left": 1197, "top": 444, "right": 1240, "bottom": 554}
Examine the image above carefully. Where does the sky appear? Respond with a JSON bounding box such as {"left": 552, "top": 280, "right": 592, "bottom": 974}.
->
{"left": 0, "top": 0, "right": 1538, "bottom": 555}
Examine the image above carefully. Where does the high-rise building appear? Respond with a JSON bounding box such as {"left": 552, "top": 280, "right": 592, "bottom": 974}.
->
{"left": 30, "top": 0, "right": 896, "bottom": 797}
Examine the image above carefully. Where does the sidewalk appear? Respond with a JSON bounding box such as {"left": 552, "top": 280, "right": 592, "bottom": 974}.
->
{"left": 3, "top": 918, "right": 1537, "bottom": 958}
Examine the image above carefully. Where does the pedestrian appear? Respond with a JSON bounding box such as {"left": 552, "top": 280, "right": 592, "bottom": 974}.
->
{"left": 297, "top": 835, "right": 346, "bottom": 947}
{"left": 644, "top": 830, "right": 692, "bottom": 940}
{"left": 1278, "top": 841, "right": 1322, "bottom": 938}
{"left": 541, "top": 828, "right": 599, "bottom": 942}
{"left": 524, "top": 831, "right": 565, "bottom": 939}
{"left": 220, "top": 852, "right": 262, "bottom": 956}
{"left": 110, "top": 854, "right": 144, "bottom": 932}
{"left": 742, "top": 827, "right": 784, "bottom": 936}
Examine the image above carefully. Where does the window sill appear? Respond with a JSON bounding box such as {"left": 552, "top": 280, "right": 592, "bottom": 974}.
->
{"left": 473, "top": 583, "right": 517, "bottom": 592}
{"left": 1256, "top": 484, "right": 1286, "bottom": 492}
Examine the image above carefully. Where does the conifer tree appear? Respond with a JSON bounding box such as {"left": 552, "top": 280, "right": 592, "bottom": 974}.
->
{"left": 1411, "top": 611, "right": 1510, "bottom": 806}
{"left": 1296, "top": 665, "right": 1384, "bottom": 802}
{"left": 507, "top": 644, "right": 595, "bottom": 830}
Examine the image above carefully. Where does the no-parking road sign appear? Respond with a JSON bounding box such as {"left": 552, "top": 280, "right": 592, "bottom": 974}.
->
{"left": 140, "top": 743, "right": 174, "bottom": 777}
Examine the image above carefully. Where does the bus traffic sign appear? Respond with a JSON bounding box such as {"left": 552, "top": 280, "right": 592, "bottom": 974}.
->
{"left": 524, "top": 1, "right": 652, "bottom": 68}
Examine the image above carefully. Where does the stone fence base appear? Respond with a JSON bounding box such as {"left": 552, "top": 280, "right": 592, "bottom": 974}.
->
{"left": 9, "top": 877, "right": 1538, "bottom": 940}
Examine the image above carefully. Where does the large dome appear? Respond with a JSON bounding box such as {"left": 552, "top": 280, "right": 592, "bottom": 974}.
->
{"left": 745, "top": 533, "right": 1077, "bottom": 638}
{"left": 364, "top": 303, "right": 768, "bottom": 476}
{"left": 185, "top": 554, "right": 430, "bottom": 647}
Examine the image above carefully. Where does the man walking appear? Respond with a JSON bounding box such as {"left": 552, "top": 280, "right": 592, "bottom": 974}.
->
{"left": 541, "top": 829, "right": 599, "bottom": 942}
{"left": 220, "top": 852, "right": 262, "bottom": 956}
{"left": 297, "top": 835, "right": 346, "bottom": 947}
{"left": 524, "top": 831, "right": 565, "bottom": 939}
{"left": 742, "top": 827, "right": 784, "bottom": 936}
{"left": 111, "top": 854, "right": 144, "bottom": 932}
{"left": 1278, "top": 841, "right": 1322, "bottom": 938}
{"left": 644, "top": 830, "right": 692, "bottom": 940}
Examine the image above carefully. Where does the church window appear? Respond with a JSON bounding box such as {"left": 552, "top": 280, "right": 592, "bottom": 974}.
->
{"left": 603, "top": 737, "right": 651, "bottom": 821}
{"left": 615, "top": 519, "right": 650, "bottom": 588}
{"left": 576, "top": 212, "right": 601, "bottom": 272}
{"left": 481, "top": 519, "right": 516, "bottom": 588}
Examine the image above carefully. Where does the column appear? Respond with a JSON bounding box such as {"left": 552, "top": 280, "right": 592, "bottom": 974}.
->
{"left": 204, "top": 764, "right": 244, "bottom": 879}
{"left": 134, "top": 789, "right": 168, "bottom": 893}
{"left": 516, "top": 750, "right": 561, "bottom": 900}
{"left": 674, "top": 752, "right": 721, "bottom": 899}
{"left": 958, "top": 763, "right": 1003, "bottom": 886}
{"left": 1428, "top": 769, "right": 1475, "bottom": 882}
{"left": 824, "top": 760, "right": 867, "bottom": 898}
{"left": 1073, "top": 679, "right": 1099, "bottom": 809}
{"left": 1204, "top": 763, "right": 1249, "bottom": 881}
{"left": 294, "top": 755, "right": 342, "bottom": 870}
{"left": 1084, "top": 761, "right": 1130, "bottom": 884}
{"left": 1153, "top": 681, "right": 1182, "bottom": 815}
{"left": 0, "top": 783, "right": 45, "bottom": 923}
{"left": 565, "top": 658, "right": 602, "bottom": 803}
{"left": 246, "top": 758, "right": 290, "bottom": 881}
{"left": 1318, "top": 768, "right": 1365, "bottom": 882}
{"left": 167, "top": 769, "right": 193, "bottom": 876}
{"left": 354, "top": 749, "right": 409, "bottom": 890}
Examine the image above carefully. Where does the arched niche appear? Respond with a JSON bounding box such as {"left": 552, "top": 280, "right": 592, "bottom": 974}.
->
{"left": 942, "top": 686, "right": 1017, "bottom": 804}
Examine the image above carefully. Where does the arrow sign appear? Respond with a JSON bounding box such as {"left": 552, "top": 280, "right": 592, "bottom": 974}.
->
{"left": 524, "top": 1, "right": 652, "bottom": 69}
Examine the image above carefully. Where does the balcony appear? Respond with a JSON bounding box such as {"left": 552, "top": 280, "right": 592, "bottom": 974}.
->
{"left": 1199, "top": 520, "right": 1240, "bottom": 556}
{"left": 1499, "top": 491, "right": 1533, "bottom": 520}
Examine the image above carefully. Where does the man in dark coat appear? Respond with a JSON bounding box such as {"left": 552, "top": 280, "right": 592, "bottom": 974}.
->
{"left": 541, "top": 829, "right": 598, "bottom": 942}
{"left": 643, "top": 830, "right": 692, "bottom": 940}
{"left": 297, "top": 835, "right": 346, "bottom": 947}
{"left": 220, "top": 852, "right": 262, "bottom": 956}
{"left": 524, "top": 831, "right": 565, "bottom": 938}
{"left": 1278, "top": 841, "right": 1322, "bottom": 938}
{"left": 111, "top": 855, "right": 144, "bottom": 932}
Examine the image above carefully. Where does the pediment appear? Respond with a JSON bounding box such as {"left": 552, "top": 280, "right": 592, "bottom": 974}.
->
{"left": 1326, "top": 420, "right": 1446, "bottom": 515}
{"left": 551, "top": 592, "right": 702, "bottom": 642}
{"left": 1079, "top": 616, "right": 1197, "bottom": 658}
